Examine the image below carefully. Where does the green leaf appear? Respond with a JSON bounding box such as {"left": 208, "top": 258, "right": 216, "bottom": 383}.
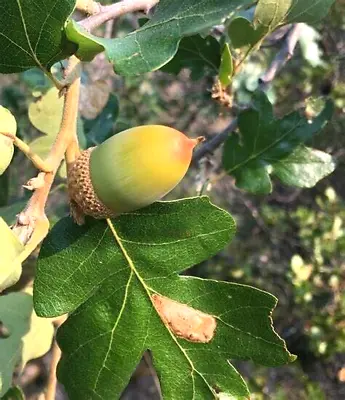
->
{"left": 0, "top": 218, "right": 24, "bottom": 292}
{"left": 28, "top": 88, "right": 64, "bottom": 136}
{"left": 161, "top": 35, "right": 221, "bottom": 80}
{"left": 219, "top": 44, "right": 233, "bottom": 88}
{"left": 65, "top": 0, "right": 251, "bottom": 76}
{"left": 254, "top": 0, "right": 335, "bottom": 31}
{"left": 34, "top": 197, "right": 294, "bottom": 399}
{"left": 28, "top": 135, "right": 54, "bottom": 159}
{"left": 222, "top": 91, "right": 334, "bottom": 194}
{"left": 0, "top": 0, "right": 76, "bottom": 73}
{"left": 228, "top": 14, "right": 266, "bottom": 49}
{"left": 274, "top": 146, "right": 336, "bottom": 188}
{"left": 20, "top": 68, "right": 52, "bottom": 91}
{"left": 1, "top": 386, "right": 25, "bottom": 400}
{"left": 29, "top": 115, "right": 86, "bottom": 179}
{"left": 65, "top": 19, "right": 104, "bottom": 62}
{"left": 0, "top": 107, "right": 17, "bottom": 176}
{"left": 0, "top": 292, "right": 54, "bottom": 396}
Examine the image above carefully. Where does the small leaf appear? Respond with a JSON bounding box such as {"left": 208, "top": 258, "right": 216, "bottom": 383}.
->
{"left": 34, "top": 197, "right": 294, "bottom": 399}
{"left": 274, "top": 146, "right": 336, "bottom": 188}
{"left": 29, "top": 136, "right": 54, "bottom": 159}
{"left": 222, "top": 91, "right": 334, "bottom": 194}
{"left": 0, "top": 218, "right": 24, "bottom": 292}
{"left": 161, "top": 35, "right": 221, "bottom": 80}
{"left": 65, "top": 0, "right": 252, "bottom": 76}
{"left": 254, "top": 0, "right": 335, "bottom": 31}
{"left": 219, "top": 44, "right": 233, "bottom": 88}
{"left": 0, "top": 107, "right": 17, "bottom": 175}
{"left": 228, "top": 15, "right": 266, "bottom": 49}
{"left": 28, "top": 88, "right": 64, "bottom": 136}
{"left": 0, "top": 0, "right": 76, "bottom": 74}
{"left": 0, "top": 292, "right": 54, "bottom": 396}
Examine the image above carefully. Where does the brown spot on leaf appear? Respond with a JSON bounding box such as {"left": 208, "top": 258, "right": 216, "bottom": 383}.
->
{"left": 151, "top": 293, "right": 216, "bottom": 343}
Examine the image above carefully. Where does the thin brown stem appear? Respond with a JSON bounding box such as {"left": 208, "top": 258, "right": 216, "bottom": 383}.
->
{"left": 76, "top": 0, "right": 101, "bottom": 15}
{"left": 0, "top": 132, "right": 52, "bottom": 173}
{"left": 80, "top": 0, "right": 159, "bottom": 31}
{"left": 259, "top": 23, "right": 304, "bottom": 90}
{"left": 13, "top": 56, "right": 81, "bottom": 246}
{"left": 45, "top": 316, "right": 67, "bottom": 400}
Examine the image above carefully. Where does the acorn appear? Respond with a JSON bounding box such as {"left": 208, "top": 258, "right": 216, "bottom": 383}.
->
{"left": 68, "top": 125, "right": 203, "bottom": 224}
{"left": 0, "top": 106, "right": 17, "bottom": 175}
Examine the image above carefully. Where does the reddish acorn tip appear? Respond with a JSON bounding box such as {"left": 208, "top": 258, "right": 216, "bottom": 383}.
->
{"left": 192, "top": 136, "right": 205, "bottom": 148}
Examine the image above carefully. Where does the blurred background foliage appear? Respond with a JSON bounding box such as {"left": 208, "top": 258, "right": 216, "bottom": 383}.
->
{"left": 0, "top": 1, "right": 345, "bottom": 399}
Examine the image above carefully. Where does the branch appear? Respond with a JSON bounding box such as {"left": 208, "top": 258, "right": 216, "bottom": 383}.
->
{"left": 80, "top": 0, "right": 160, "bottom": 31}
{"left": 194, "top": 24, "right": 304, "bottom": 162}
{"left": 45, "top": 316, "right": 67, "bottom": 400}
{"left": 76, "top": 0, "right": 101, "bottom": 15}
{"left": 12, "top": 56, "right": 81, "bottom": 246}
{"left": 0, "top": 132, "right": 52, "bottom": 173}
{"left": 192, "top": 119, "right": 238, "bottom": 163}
{"left": 259, "top": 23, "right": 304, "bottom": 90}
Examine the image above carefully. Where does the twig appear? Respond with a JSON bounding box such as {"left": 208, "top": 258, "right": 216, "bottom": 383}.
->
{"left": 259, "top": 23, "right": 304, "bottom": 90}
{"left": 12, "top": 56, "right": 81, "bottom": 246}
{"left": 76, "top": 0, "right": 101, "bottom": 15}
{"left": 45, "top": 339, "right": 61, "bottom": 400}
{"left": 192, "top": 119, "right": 238, "bottom": 162}
{"left": 80, "top": 0, "right": 160, "bottom": 31}
{"left": 45, "top": 316, "right": 67, "bottom": 400}
{"left": 0, "top": 132, "right": 52, "bottom": 173}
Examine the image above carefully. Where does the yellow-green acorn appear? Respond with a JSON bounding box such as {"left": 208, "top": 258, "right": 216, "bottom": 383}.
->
{"left": 0, "top": 106, "right": 17, "bottom": 175}
{"left": 69, "top": 125, "right": 202, "bottom": 223}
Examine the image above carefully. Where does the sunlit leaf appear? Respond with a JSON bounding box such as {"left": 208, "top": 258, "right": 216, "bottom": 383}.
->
{"left": 28, "top": 88, "right": 64, "bottom": 136}
{"left": 0, "top": 218, "right": 24, "bottom": 292}
{"left": 0, "top": 292, "right": 54, "bottom": 396}
{"left": 34, "top": 197, "right": 294, "bottom": 399}
{"left": 0, "top": 107, "right": 16, "bottom": 175}
{"left": 254, "top": 0, "right": 335, "bottom": 31}
{"left": 64, "top": 0, "right": 251, "bottom": 75}
{"left": 219, "top": 44, "right": 233, "bottom": 88}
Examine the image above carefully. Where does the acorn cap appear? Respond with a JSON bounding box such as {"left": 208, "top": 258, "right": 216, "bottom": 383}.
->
{"left": 68, "top": 148, "right": 116, "bottom": 225}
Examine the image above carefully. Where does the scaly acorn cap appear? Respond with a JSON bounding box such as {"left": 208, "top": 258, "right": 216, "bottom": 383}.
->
{"left": 68, "top": 125, "right": 203, "bottom": 224}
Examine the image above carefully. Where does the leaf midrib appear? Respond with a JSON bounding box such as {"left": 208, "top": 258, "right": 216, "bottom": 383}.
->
{"left": 105, "top": 219, "right": 218, "bottom": 399}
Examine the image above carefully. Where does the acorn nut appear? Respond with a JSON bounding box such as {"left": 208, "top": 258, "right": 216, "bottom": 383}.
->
{"left": 68, "top": 125, "right": 203, "bottom": 224}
